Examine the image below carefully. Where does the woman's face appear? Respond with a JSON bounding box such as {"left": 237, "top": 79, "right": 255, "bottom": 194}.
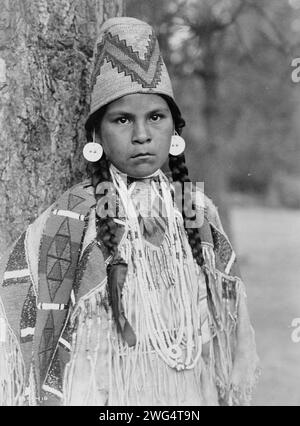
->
{"left": 99, "top": 93, "right": 174, "bottom": 178}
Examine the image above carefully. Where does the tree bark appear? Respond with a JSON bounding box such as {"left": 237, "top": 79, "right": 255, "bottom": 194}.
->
{"left": 0, "top": 0, "right": 125, "bottom": 255}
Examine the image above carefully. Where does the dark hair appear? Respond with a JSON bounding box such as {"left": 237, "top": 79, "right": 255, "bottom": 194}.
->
{"left": 160, "top": 97, "right": 204, "bottom": 267}
{"left": 88, "top": 153, "right": 119, "bottom": 257}
{"left": 168, "top": 153, "right": 204, "bottom": 267}
{"left": 85, "top": 106, "right": 107, "bottom": 142}
{"left": 159, "top": 94, "right": 185, "bottom": 135}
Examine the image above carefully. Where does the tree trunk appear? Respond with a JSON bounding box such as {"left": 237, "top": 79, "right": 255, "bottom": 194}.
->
{"left": 0, "top": 0, "right": 125, "bottom": 255}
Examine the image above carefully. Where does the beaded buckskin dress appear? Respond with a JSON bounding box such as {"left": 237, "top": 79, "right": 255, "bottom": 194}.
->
{"left": 0, "top": 167, "right": 260, "bottom": 406}
{"left": 63, "top": 167, "right": 218, "bottom": 405}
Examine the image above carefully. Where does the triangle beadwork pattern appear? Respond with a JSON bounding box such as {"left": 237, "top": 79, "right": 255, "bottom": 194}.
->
{"left": 58, "top": 218, "right": 70, "bottom": 237}
{"left": 47, "top": 241, "right": 58, "bottom": 258}
{"left": 47, "top": 279, "right": 63, "bottom": 301}
{"left": 211, "top": 227, "right": 232, "bottom": 267}
{"left": 92, "top": 31, "right": 163, "bottom": 89}
{"left": 55, "top": 235, "right": 70, "bottom": 258}
{"left": 20, "top": 284, "right": 37, "bottom": 344}
{"left": 46, "top": 218, "right": 72, "bottom": 302}
{"left": 6, "top": 231, "right": 28, "bottom": 271}
{"left": 46, "top": 256, "right": 57, "bottom": 277}
{"left": 60, "top": 259, "right": 71, "bottom": 279}
{"left": 48, "top": 262, "right": 63, "bottom": 282}
{"left": 68, "top": 193, "right": 85, "bottom": 211}
{"left": 61, "top": 241, "right": 71, "bottom": 261}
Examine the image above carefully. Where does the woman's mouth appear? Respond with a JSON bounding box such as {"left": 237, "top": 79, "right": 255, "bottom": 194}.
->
{"left": 132, "top": 153, "right": 154, "bottom": 159}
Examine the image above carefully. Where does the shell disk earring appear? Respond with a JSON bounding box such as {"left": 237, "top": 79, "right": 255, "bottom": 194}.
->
{"left": 83, "top": 130, "right": 103, "bottom": 162}
{"left": 169, "top": 131, "right": 186, "bottom": 156}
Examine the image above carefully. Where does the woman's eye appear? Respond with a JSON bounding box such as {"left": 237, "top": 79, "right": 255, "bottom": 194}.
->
{"left": 150, "top": 114, "right": 162, "bottom": 122}
{"left": 116, "top": 117, "right": 130, "bottom": 124}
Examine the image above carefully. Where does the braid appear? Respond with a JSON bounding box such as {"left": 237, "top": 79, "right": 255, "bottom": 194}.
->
{"left": 85, "top": 101, "right": 120, "bottom": 258}
{"left": 169, "top": 153, "right": 204, "bottom": 267}
{"left": 87, "top": 154, "right": 137, "bottom": 345}
{"left": 162, "top": 94, "right": 204, "bottom": 267}
{"left": 87, "top": 153, "right": 119, "bottom": 258}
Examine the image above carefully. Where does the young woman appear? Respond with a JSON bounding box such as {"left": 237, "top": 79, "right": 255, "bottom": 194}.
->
{"left": 0, "top": 17, "right": 259, "bottom": 406}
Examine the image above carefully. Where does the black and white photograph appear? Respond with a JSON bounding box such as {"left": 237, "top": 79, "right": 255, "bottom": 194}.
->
{"left": 0, "top": 0, "right": 299, "bottom": 408}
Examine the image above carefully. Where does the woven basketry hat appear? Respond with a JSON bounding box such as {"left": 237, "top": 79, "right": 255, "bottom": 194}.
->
{"left": 85, "top": 17, "right": 179, "bottom": 131}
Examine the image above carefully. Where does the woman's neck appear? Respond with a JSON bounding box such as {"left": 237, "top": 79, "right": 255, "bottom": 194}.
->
{"left": 109, "top": 163, "right": 161, "bottom": 180}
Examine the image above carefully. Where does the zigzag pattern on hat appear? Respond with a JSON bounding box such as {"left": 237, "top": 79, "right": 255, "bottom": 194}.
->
{"left": 92, "top": 30, "right": 164, "bottom": 89}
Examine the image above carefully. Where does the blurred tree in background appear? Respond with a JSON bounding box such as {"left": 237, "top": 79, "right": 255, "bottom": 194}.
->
{"left": 127, "top": 0, "right": 299, "bottom": 231}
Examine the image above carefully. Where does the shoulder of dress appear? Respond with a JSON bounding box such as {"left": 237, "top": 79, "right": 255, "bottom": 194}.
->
{"left": 203, "top": 194, "right": 225, "bottom": 233}
{"left": 64, "top": 179, "right": 95, "bottom": 198}
{"left": 52, "top": 180, "right": 96, "bottom": 213}
{"left": 27, "top": 180, "right": 96, "bottom": 245}
{"left": 203, "top": 194, "right": 217, "bottom": 215}
{"left": 28, "top": 180, "right": 95, "bottom": 222}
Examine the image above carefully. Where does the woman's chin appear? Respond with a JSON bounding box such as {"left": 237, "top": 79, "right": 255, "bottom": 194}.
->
{"left": 128, "top": 169, "right": 158, "bottom": 178}
{"left": 117, "top": 161, "right": 161, "bottom": 179}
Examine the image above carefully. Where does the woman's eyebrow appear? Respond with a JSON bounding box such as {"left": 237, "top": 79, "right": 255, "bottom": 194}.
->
{"left": 147, "top": 107, "right": 170, "bottom": 114}
{"left": 106, "top": 107, "right": 170, "bottom": 117}
{"left": 105, "top": 110, "right": 133, "bottom": 117}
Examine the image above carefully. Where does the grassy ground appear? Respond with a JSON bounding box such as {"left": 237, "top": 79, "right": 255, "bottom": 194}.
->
{"left": 231, "top": 206, "right": 300, "bottom": 406}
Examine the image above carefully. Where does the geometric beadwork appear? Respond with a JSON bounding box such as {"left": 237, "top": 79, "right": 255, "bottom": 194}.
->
{"left": 43, "top": 349, "right": 63, "bottom": 398}
{"left": 6, "top": 231, "right": 28, "bottom": 271}
{"left": 2, "top": 182, "right": 97, "bottom": 402}
{"left": 39, "top": 312, "right": 55, "bottom": 381}
{"left": 211, "top": 227, "right": 233, "bottom": 270}
{"left": 57, "top": 218, "right": 70, "bottom": 237}
{"left": 93, "top": 31, "right": 163, "bottom": 89}
{"left": 68, "top": 193, "right": 85, "bottom": 210}
{"left": 46, "top": 219, "right": 72, "bottom": 302}
{"left": 20, "top": 284, "right": 37, "bottom": 344}
{"left": 47, "top": 279, "right": 63, "bottom": 301}
{"left": 41, "top": 317, "right": 73, "bottom": 402}
{"left": 3, "top": 231, "right": 29, "bottom": 287}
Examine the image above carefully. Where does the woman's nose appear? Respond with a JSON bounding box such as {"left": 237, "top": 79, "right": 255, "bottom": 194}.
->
{"left": 132, "top": 121, "right": 151, "bottom": 144}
